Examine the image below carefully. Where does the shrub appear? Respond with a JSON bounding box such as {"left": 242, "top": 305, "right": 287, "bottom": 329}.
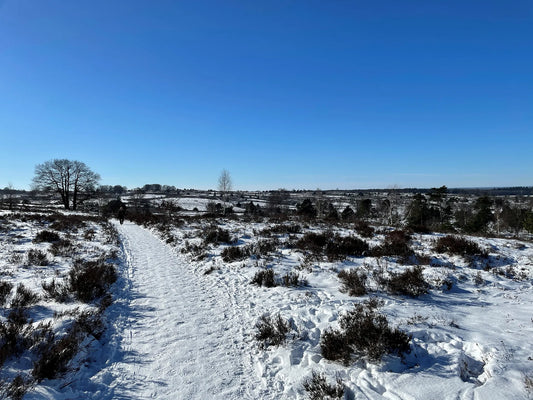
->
{"left": 354, "top": 220, "right": 374, "bottom": 238}
{"left": 262, "top": 224, "right": 301, "bottom": 235}
{"left": 250, "top": 239, "right": 280, "bottom": 258}
{"left": 33, "top": 230, "right": 60, "bottom": 243}
{"left": 49, "top": 239, "right": 74, "bottom": 257}
{"left": 434, "top": 235, "right": 487, "bottom": 257}
{"left": 320, "top": 300, "right": 410, "bottom": 363}
{"left": 386, "top": 266, "right": 429, "bottom": 297}
{"left": 294, "top": 232, "right": 369, "bottom": 260}
{"left": 221, "top": 246, "right": 249, "bottom": 262}
{"left": 69, "top": 258, "right": 117, "bottom": 302}
{"left": 41, "top": 279, "right": 70, "bottom": 302}
{"left": 3, "top": 374, "right": 31, "bottom": 400}
{"left": 10, "top": 284, "right": 39, "bottom": 309}
{"left": 373, "top": 230, "right": 413, "bottom": 258}
{"left": 0, "top": 308, "right": 33, "bottom": 367}
{"left": 32, "top": 327, "right": 80, "bottom": 381}
{"left": 281, "top": 272, "right": 307, "bottom": 287}
{"left": 27, "top": 249, "right": 49, "bottom": 266}
{"left": 294, "top": 232, "right": 329, "bottom": 254}
{"left": 251, "top": 269, "right": 277, "bottom": 287}
{"left": 49, "top": 214, "right": 88, "bottom": 232}
{"left": 255, "top": 313, "right": 290, "bottom": 349}
{"left": 203, "top": 227, "right": 234, "bottom": 245}
{"left": 325, "top": 236, "right": 369, "bottom": 261}
{"left": 303, "top": 371, "right": 344, "bottom": 400}
{"left": 338, "top": 269, "right": 367, "bottom": 296}
{"left": 75, "top": 310, "right": 105, "bottom": 340}
{"left": 0, "top": 281, "right": 13, "bottom": 307}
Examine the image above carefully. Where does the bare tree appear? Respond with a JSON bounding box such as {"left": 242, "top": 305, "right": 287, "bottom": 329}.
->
{"left": 218, "top": 169, "right": 233, "bottom": 200}
{"left": 32, "top": 159, "right": 100, "bottom": 210}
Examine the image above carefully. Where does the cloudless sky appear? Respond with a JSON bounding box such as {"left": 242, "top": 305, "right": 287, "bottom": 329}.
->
{"left": 1, "top": 0, "right": 532, "bottom": 190}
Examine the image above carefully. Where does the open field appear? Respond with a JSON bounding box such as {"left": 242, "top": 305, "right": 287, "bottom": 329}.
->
{"left": 0, "top": 190, "right": 532, "bottom": 398}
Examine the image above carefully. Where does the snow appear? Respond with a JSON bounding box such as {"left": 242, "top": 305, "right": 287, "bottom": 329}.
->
{"left": 1, "top": 212, "right": 533, "bottom": 399}
{"left": 89, "top": 221, "right": 262, "bottom": 399}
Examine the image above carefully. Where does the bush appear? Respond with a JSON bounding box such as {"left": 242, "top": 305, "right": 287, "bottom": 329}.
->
{"left": 49, "top": 239, "right": 74, "bottom": 257}
{"left": 354, "top": 220, "right": 374, "bottom": 238}
{"left": 386, "top": 266, "right": 429, "bottom": 297}
{"left": 251, "top": 269, "right": 277, "bottom": 287}
{"left": 33, "top": 230, "right": 60, "bottom": 243}
{"left": 221, "top": 246, "right": 249, "bottom": 262}
{"left": 10, "top": 284, "right": 39, "bottom": 309}
{"left": 325, "top": 236, "right": 369, "bottom": 261}
{"left": 3, "top": 374, "right": 31, "bottom": 400}
{"left": 338, "top": 269, "right": 367, "bottom": 296}
{"left": 294, "top": 232, "right": 329, "bottom": 254}
{"left": 41, "top": 279, "right": 70, "bottom": 302}
{"left": 249, "top": 239, "right": 280, "bottom": 258}
{"left": 320, "top": 300, "right": 410, "bottom": 363}
{"left": 255, "top": 313, "right": 290, "bottom": 349}
{"left": 32, "top": 327, "right": 80, "bottom": 382}
{"left": 0, "top": 308, "right": 33, "bottom": 367}
{"left": 434, "top": 235, "right": 487, "bottom": 257}
{"left": 203, "top": 227, "right": 234, "bottom": 245}
{"left": 281, "top": 272, "right": 307, "bottom": 287}
{"left": 261, "top": 224, "right": 302, "bottom": 236}
{"left": 69, "top": 258, "right": 117, "bottom": 302}
{"left": 27, "top": 249, "right": 49, "bottom": 266}
{"left": 373, "top": 230, "right": 413, "bottom": 258}
{"left": 294, "top": 232, "right": 369, "bottom": 261}
{"left": 0, "top": 281, "right": 13, "bottom": 307}
{"left": 49, "top": 214, "right": 89, "bottom": 232}
{"left": 303, "top": 371, "right": 344, "bottom": 400}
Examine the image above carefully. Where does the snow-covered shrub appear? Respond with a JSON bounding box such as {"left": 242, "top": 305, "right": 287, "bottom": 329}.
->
{"left": 26, "top": 248, "right": 49, "bottom": 266}
{"left": 32, "top": 326, "right": 81, "bottom": 382}
{"left": 255, "top": 313, "right": 289, "bottom": 349}
{"left": 354, "top": 220, "right": 374, "bottom": 238}
{"left": 0, "top": 308, "right": 46, "bottom": 367}
{"left": 294, "top": 232, "right": 329, "bottom": 254}
{"left": 302, "top": 371, "right": 344, "bottom": 400}
{"left": 203, "top": 227, "right": 235, "bottom": 245}
{"left": 49, "top": 214, "right": 88, "bottom": 232}
{"left": 373, "top": 230, "right": 413, "bottom": 259}
{"left": 221, "top": 246, "right": 249, "bottom": 262}
{"left": 325, "top": 236, "right": 369, "bottom": 261}
{"left": 102, "top": 222, "right": 120, "bottom": 245}
{"left": 320, "top": 300, "right": 411, "bottom": 363}
{"left": 49, "top": 239, "right": 74, "bottom": 257}
{"left": 434, "top": 235, "right": 487, "bottom": 258}
{"left": 33, "top": 230, "right": 60, "bottom": 243}
{"left": 281, "top": 272, "right": 307, "bottom": 287}
{"left": 386, "top": 266, "right": 429, "bottom": 297}
{"left": 1, "top": 374, "right": 32, "bottom": 400}
{"left": 68, "top": 258, "right": 117, "bottom": 302}
{"left": 294, "top": 232, "right": 369, "bottom": 261}
{"left": 338, "top": 269, "right": 367, "bottom": 296}
{"left": 260, "top": 223, "right": 301, "bottom": 236}
{"left": 10, "top": 284, "right": 40, "bottom": 309}
{"left": 0, "top": 281, "right": 13, "bottom": 307}
{"left": 41, "top": 279, "right": 70, "bottom": 302}
{"left": 251, "top": 269, "right": 276, "bottom": 287}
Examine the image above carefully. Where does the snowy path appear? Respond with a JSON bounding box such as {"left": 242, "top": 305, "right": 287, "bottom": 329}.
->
{"left": 94, "top": 222, "right": 261, "bottom": 399}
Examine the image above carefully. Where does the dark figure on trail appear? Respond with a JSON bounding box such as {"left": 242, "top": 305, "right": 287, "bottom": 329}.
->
{"left": 118, "top": 205, "right": 126, "bottom": 225}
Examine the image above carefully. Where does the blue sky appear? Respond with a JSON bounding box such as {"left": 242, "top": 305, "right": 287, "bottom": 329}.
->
{"left": 1, "top": 0, "right": 531, "bottom": 190}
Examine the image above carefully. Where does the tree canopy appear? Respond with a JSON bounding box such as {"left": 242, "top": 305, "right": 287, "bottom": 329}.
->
{"left": 33, "top": 159, "right": 100, "bottom": 210}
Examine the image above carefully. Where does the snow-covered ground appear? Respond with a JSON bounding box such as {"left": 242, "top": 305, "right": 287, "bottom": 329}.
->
{"left": 1, "top": 212, "right": 532, "bottom": 399}
{"left": 145, "top": 218, "right": 533, "bottom": 399}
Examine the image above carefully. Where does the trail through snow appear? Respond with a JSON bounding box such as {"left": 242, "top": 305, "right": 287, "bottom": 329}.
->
{"left": 93, "top": 222, "right": 262, "bottom": 399}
